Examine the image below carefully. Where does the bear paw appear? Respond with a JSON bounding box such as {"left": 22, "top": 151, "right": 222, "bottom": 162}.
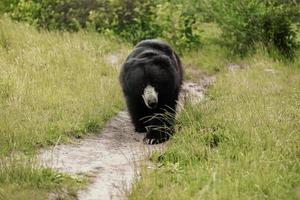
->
{"left": 143, "top": 131, "right": 170, "bottom": 145}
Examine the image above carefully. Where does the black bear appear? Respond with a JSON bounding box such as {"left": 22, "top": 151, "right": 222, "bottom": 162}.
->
{"left": 119, "top": 39, "right": 183, "bottom": 144}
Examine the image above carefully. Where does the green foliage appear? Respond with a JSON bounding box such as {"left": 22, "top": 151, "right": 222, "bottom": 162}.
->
{"left": 9, "top": 0, "right": 40, "bottom": 26}
{"left": 209, "top": 0, "right": 299, "bottom": 58}
{"left": 155, "top": 2, "right": 201, "bottom": 52}
{"left": 0, "top": 0, "right": 18, "bottom": 14}
{"left": 89, "top": 0, "right": 161, "bottom": 44}
{"left": 88, "top": 0, "right": 201, "bottom": 51}
{"left": 3, "top": 0, "right": 300, "bottom": 56}
{"left": 8, "top": 0, "right": 201, "bottom": 52}
{"left": 10, "top": 0, "right": 100, "bottom": 31}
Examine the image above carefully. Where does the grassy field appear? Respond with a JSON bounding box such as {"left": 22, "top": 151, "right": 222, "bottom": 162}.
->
{"left": 0, "top": 18, "right": 130, "bottom": 199}
{"left": 0, "top": 16, "right": 299, "bottom": 200}
{"left": 0, "top": 19, "right": 131, "bottom": 155}
{"left": 129, "top": 50, "right": 300, "bottom": 199}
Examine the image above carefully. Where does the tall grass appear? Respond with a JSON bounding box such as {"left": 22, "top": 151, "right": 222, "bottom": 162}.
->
{"left": 0, "top": 18, "right": 130, "bottom": 155}
{"left": 130, "top": 50, "right": 300, "bottom": 199}
{"left": 0, "top": 18, "right": 130, "bottom": 199}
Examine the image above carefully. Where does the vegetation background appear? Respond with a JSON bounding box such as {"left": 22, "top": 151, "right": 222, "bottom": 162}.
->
{"left": 0, "top": 0, "right": 299, "bottom": 199}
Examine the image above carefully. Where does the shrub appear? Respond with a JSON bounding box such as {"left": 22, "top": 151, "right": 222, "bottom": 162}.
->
{"left": 89, "top": 0, "right": 201, "bottom": 52}
{"left": 8, "top": 0, "right": 202, "bottom": 52}
{"left": 0, "top": 0, "right": 18, "bottom": 14}
{"left": 10, "top": 0, "right": 100, "bottom": 31}
{"left": 9, "top": 0, "right": 40, "bottom": 27}
{"left": 210, "top": 0, "right": 299, "bottom": 58}
{"left": 88, "top": 0, "right": 161, "bottom": 44}
{"left": 155, "top": 2, "right": 201, "bottom": 53}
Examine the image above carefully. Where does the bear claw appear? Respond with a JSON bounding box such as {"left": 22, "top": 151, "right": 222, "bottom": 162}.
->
{"left": 143, "top": 136, "right": 169, "bottom": 145}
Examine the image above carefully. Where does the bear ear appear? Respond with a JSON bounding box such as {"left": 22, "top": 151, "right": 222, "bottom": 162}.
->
{"left": 137, "top": 49, "right": 159, "bottom": 59}
{"left": 151, "top": 55, "right": 173, "bottom": 68}
{"left": 124, "top": 57, "right": 146, "bottom": 68}
{"left": 172, "top": 52, "right": 179, "bottom": 67}
{"left": 135, "top": 39, "right": 173, "bottom": 55}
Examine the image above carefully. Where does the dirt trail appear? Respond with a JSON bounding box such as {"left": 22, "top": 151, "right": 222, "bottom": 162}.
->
{"left": 39, "top": 77, "right": 214, "bottom": 200}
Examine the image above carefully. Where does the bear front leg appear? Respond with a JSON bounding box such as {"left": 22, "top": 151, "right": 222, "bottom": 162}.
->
{"left": 126, "top": 96, "right": 148, "bottom": 133}
{"left": 129, "top": 108, "right": 147, "bottom": 133}
{"left": 143, "top": 112, "right": 175, "bottom": 144}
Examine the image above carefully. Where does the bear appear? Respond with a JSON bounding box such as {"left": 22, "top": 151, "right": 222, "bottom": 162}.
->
{"left": 119, "top": 39, "right": 183, "bottom": 144}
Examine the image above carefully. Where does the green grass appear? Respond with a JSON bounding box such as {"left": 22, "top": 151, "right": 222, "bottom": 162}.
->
{"left": 0, "top": 155, "right": 86, "bottom": 200}
{"left": 129, "top": 51, "right": 300, "bottom": 199}
{"left": 0, "top": 18, "right": 130, "bottom": 155}
{"left": 0, "top": 18, "right": 130, "bottom": 199}
{"left": 183, "top": 23, "right": 223, "bottom": 73}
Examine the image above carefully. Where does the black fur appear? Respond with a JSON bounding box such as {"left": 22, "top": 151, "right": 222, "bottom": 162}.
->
{"left": 119, "top": 39, "right": 183, "bottom": 144}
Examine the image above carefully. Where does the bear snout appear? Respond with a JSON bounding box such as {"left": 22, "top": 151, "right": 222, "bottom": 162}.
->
{"left": 142, "top": 85, "right": 158, "bottom": 109}
{"left": 147, "top": 97, "right": 157, "bottom": 109}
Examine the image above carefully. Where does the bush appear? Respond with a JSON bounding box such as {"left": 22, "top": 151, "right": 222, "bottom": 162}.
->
{"left": 89, "top": 0, "right": 201, "bottom": 52}
{"left": 0, "top": 0, "right": 18, "bottom": 14}
{"left": 155, "top": 2, "right": 201, "bottom": 52}
{"left": 8, "top": 0, "right": 202, "bottom": 52}
{"left": 88, "top": 0, "right": 161, "bottom": 44}
{"left": 10, "top": 0, "right": 100, "bottom": 31}
{"left": 210, "top": 0, "right": 299, "bottom": 58}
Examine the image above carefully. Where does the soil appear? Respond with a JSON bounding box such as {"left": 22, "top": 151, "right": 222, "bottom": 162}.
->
{"left": 39, "top": 77, "right": 215, "bottom": 200}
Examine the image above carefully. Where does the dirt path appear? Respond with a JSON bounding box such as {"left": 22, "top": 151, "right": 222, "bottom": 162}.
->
{"left": 39, "top": 77, "right": 214, "bottom": 200}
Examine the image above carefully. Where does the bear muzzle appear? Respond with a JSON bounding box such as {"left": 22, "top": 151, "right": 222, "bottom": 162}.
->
{"left": 142, "top": 85, "right": 158, "bottom": 109}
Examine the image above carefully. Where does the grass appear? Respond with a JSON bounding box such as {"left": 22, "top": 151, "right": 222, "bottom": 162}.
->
{"left": 182, "top": 23, "right": 227, "bottom": 75}
{"left": 0, "top": 155, "right": 86, "bottom": 200}
{"left": 129, "top": 50, "right": 300, "bottom": 199}
{"left": 0, "top": 18, "right": 130, "bottom": 155}
{"left": 0, "top": 18, "right": 130, "bottom": 199}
